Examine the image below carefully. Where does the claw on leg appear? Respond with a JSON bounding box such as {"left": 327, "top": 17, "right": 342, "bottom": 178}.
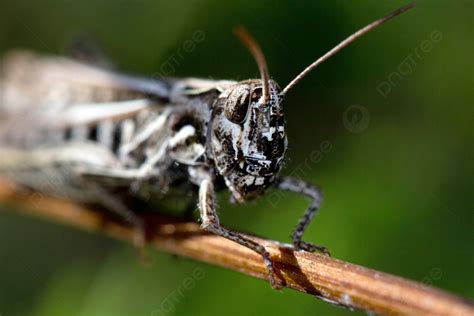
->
{"left": 261, "top": 251, "right": 284, "bottom": 289}
{"left": 294, "top": 240, "right": 331, "bottom": 256}
{"left": 197, "top": 175, "right": 284, "bottom": 288}
{"left": 277, "top": 177, "right": 331, "bottom": 256}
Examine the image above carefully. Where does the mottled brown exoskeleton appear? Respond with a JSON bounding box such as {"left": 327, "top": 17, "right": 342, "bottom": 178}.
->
{"left": 0, "top": 4, "right": 413, "bottom": 287}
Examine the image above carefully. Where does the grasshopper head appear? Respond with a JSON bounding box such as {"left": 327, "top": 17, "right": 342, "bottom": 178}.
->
{"left": 210, "top": 3, "right": 415, "bottom": 200}
{"left": 210, "top": 79, "right": 286, "bottom": 201}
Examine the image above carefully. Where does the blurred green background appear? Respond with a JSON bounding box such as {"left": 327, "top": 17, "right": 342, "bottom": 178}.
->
{"left": 0, "top": 0, "right": 472, "bottom": 315}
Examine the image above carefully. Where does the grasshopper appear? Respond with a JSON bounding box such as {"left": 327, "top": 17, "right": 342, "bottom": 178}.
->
{"left": 0, "top": 4, "right": 413, "bottom": 287}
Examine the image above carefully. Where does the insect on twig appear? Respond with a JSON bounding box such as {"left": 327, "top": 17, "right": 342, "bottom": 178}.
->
{"left": 0, "top": 4, "right": 414, "bottom": 288}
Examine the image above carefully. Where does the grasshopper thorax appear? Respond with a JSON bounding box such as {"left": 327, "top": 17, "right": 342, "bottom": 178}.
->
{"left": 211, "top": 79, "right": 286, "bottom": 202}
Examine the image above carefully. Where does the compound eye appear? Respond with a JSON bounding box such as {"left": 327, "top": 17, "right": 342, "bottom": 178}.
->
{"left": 251, "top": 87, "right": 262, "bottom": 102}
{"left": 224, "top": 87, "right": 251, "bottom": 124}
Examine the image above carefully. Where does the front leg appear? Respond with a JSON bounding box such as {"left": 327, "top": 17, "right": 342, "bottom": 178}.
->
{"left": 277, "top": 177, "right": 330, "bottom": 256}
{"left": 197, "top": 172, "right": 282, "bottom": 288}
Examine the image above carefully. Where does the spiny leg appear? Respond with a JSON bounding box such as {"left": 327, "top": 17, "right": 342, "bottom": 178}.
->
{"left": 277, "top": 177, "right": 330, "bottom": 256}
{"left": 198, "top": 177, "right": 283, "bottom": 288}
{"left": 81, "top": 180, "right": 146, "bottom": 255}
{"left": 1, "top": 145, "right": 148, "bottom": 256}
{"left": 119, "top": 108, "right": 171, "bottom": 159}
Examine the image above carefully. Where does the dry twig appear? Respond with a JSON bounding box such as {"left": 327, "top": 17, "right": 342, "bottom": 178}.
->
{"left": 0, "top": 179, "right": 472, "bottom": 316}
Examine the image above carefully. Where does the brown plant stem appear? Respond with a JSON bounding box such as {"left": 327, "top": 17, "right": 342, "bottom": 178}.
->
{"left": 0, "top": 179, "right": 472, "bottom": 316}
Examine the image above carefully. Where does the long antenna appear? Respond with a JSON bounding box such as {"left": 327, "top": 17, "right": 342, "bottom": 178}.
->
{"left": 280, "top": 3, "right": 415, "bottom": 96}
{"left": 234, "top": 26, "right": 271, "bottom": 104}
